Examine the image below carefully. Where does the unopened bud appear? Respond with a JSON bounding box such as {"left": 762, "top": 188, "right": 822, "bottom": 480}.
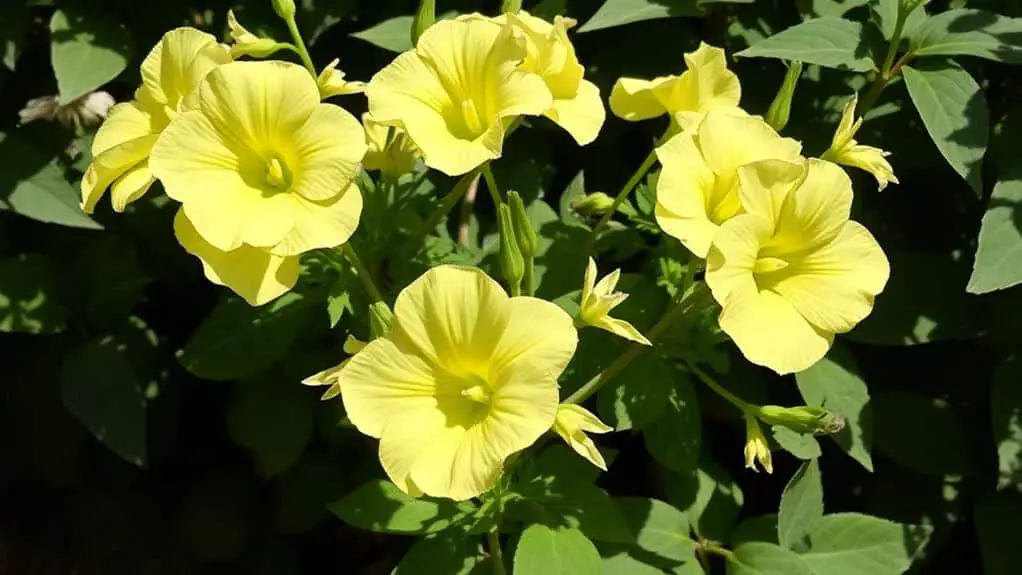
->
{"left": 497, "top": 204, "right": 525, "bottom": 292}
{"left": 507, "top": 191, "right": 538, "bottom": 259}
{"left": 411, "top": 0, "right": 436, "bottom": 46}
{"left": 570, "top": 192, "right": 615, "bottom": 217}
{"left": 765, "top": 61, "right": 802, "bottom": 132}
{"left": 272, "top": 0, "right": 296, "bottom": 21}
{"left": 755, "top": 405, "right": 844, "bottom": 436}
{"left": 368, "top": 302, "right": 393, "bottom": 339}
{"left": 744, "top": 415, "right": 773, "bottom": 474}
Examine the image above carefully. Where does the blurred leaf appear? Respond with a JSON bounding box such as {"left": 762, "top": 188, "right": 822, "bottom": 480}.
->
{"left": 771, "top": 427, "right": 822, "bottom": 460}
{"left": 727, "top": 542, "right": 813, "bottom": 575}
{"left": 910, "top": 8, "right": 1022, "bottom": 62}
{"left": 61, "top": 339, "right": 147, "bottom": 466}
{"left": 227, "top": 378, "right": 313, "bottom": 477}
{"left": 735, "top": 17, "right": 875, "bottom": 72}
{"left": 513, "top": 524, "right": 602, "bottom": 575}
{"left": 902, "top": 60, "right": 988, "bottom": 195}
{"left": 799, "top": 513, "right": 932, "bottom": 575}
{"left": 974, "top": 490, "right": 1022, "bottom": 575}
{"left": 1, "top": 1, "right": 28, "bottom": 70}
{"left": 991, "top": 355, "right": 1022, "bottom": 489}
{"left": 665, "top": 459, "right": 744, "bottom": 542}
{"left": 274, "top": 452, "right": 347, "bottom": 534}
{"left": 598, "top": 354, "right": 674, "bottom": 431}
{"left": 777, "top": 460, "right": 822, "bottom": 550}
{"left": 795, "top": 344, "right": 873, "bottom": 470}
{"left": 0, "top": 253, "right": 68, "bottom": 334}
{"left": 50, "top": 8, "right": 131, "bottom": 104}
{"left": 645, "top": 374, "right": 701, "bottom": 473}
{"left": 967, "top": 170, "right": 1022, "bottom": 293}
{"left": 329, "top": 479, "right": 475, "bottom": 535}
{"left": 615, "top": 497, "right": 696, "bottom": 565}
{"left": 179, "top": 293, "right": 312, "bottom": 381}
{"left": 0, "top": 131, "right": 103, "bottom": 230}
{"left": 578, "top": 0, "right": 702, "bottom": 33}
{"left": 873, "top": 390, "right": 977, "bottom": 477}
{"left": 395, "top": 531, "right": 489, "bottom": 575}
{"left": 71, "top": 235, "right": 151, "bottom": 328}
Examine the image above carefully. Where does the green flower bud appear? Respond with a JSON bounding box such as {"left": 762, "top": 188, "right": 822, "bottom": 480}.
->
{"left": 497, "top": 203, "right": 525, "bottom": 292}
{"left": 570, "top": 192, "right": 615, "bottom": 217}
{"left": 765, "top": 61, "right": 802, "bottom": 133}
{"left": 368, "top": 301, "right": 393, "bottom": 339}
{"left": 507, "top": 191, "right": 538, "bottom": 259}
{"left": 272, "top": 0, "right": 296, "bottom": 21}
{"left": 501, "top": 0, "right": 523, "bottom": 14}
{"left": 755, "top": 405, "right": 845, "bottom": 436}
{"left": 411, "top": 0, "right": 436, "bottom": 46}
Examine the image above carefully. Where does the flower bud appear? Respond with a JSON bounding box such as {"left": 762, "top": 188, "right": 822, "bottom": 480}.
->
{"left": 744, "top": 415, "right": 773, "bottom": 474}
{"left": 272, "top": 0, "right": 296, "bottom": 21}
{"left": 754, "top": 405, "right": 845, "bottom": 436}
{"left": 507, "top": 191, "right": 538, "bottom": 259}
{"left": 570, "top": 192, "right": 615, "bottom": 217}
{"left": 497, "top": 203, "right": 525, "bottom": 292}
{"left": 501, "top": 0, "right": 523, "bottom": 14}
{"left": 368, "top": 301, "right": 393, "bottom": 339}
{"left": 411, "top": 0, "right": 435, "bottom": 46}
{"left": 765, "top": 61, "right": 802, "bottom": 132}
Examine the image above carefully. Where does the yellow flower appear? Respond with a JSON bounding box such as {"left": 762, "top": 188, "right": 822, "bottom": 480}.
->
{"left": 553, "top": 404, "right": 613, "bottom": 470}
{"left": 579, "top": 257, "right": 651, "bottom": 345}
{"left": 318, "top": 59, "right": 366, "bottom": 99}
{"left": 743, "top": 415, "right": 773, "bottom": 473}
{"left": 365, "top": 17, "right": 552, "bottom": 176}
{"left": 705, "top": 158, "right": 890, "bottom": 375}
{"left": 825, "top": 94, "right": 899, "bottom": 190}
{"left": 655, "top": 109, "right": 802, "bottom": 258}
{"left": 610, "top": 42, "right": 740, "bottom": 131}
{"left": 302, "top": 335, "right": 368, "bottom": 400}
{"left": 81, "top": 28, "right": 230, "bottom": 213}
{"left": 336, "top": 265, "right": 578, "bottom": 500}
{"left": 226, "top": 10, "right": 280, "bottom": 58}
{"left": 149, "top": 61, "right": 366, "bottom": 260}
{"left": 362, "top": 113, "right": 420, "bottom": 176}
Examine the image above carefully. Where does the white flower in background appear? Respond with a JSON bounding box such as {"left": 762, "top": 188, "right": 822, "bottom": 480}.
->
{"left": 18, "top": 91, "right": 116, "bottom": 130}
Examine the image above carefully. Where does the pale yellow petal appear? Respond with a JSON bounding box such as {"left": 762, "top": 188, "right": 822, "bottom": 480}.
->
{"left": 545, "top": 79, "right": 604, "bottom": 145}
{"left": 839, "top": 146, "right": 899, "bottom": 190}
{"left": 81, "top": 134, "right": 158, "bottom": 213}
{"left": 734, "top": 158, "right": 806, "bottom": 226}
{"left": 271, "top": 182, "right": 363, "bottom": 256}
{"left": 92, "top": 101, "right": 159, "bottom": 156}
{"left": 768, "top": 158, "right": 852, "bottom": 253}
{"left": 705, "top": 213, "right": 772, "bottom": 306}
{"left": 582, "top": 257, "right": 597, "bottom": 304}
{"left": 654, "top": 131, "right": 718, "bottom": 257}
{"left": 141, "top": 27, "right": 231, "bottom": 111}
{"left": 595, "top": 317, "right": 652, "bottom": 346}
{"left": 379, "top": 406, "right": 445, "bottom": 497}
{"left": 554, "top": 404, "right": 612, "bottom": 470}
{"left": 109, "top": 161, "right": 155, "bottom": 212}
{"left": 697, "top": 110, "right": 802, "bottom": 178}
{"left": 675, "top": 42, "right": 741, "bottom": 113}
{"left": 290, "top": 104, "right": 367, "bottom": 202}
{"left": 609, "top": 77, "right": 671, "bottom": 121}
{"left": 490, "top": 297, "right": 578, "bottom": 377}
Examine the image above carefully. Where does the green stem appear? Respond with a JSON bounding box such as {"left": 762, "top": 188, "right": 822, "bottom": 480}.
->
{"left": 488, "top": 529, "right": 506, "bottom": 575}
{"left": 856, "top": 6, "right": 909, "bottom": 118}
{"left": 402, "top": 169, "right": 479, "bottom": 253}
{"left": 341, "top": 243, "right": 385, "bottom": 304}
{"left": 701, "top": 541, "right": 734, "bottom": 561}
{"left": 481, "top": 163, "right": 503, "bottom": 206}
{"left": 285, "top": 17, "right": 318, "bottom": 78}
{"left": 588, "top": 148, "right": 658, "bottom": 245}
{"left": 565, "top": 293, "right": 691, "bottom": 405}
{"left": 522, "top": 260, "right": 535, "bottom": 296}
{"left": 684, "top": 360, "right": 752, "bottom": 412}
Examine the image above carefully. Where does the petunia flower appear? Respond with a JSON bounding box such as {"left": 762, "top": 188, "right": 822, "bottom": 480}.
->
{"left": 579, "top": 257, "right": 651, "bottom": 345}
{"left": 743, "top": 414, "right": 773, "bottom": 473}
{"left": 362, "top": 113, "right": 421, "bottom": 176}
{"left": 552, "top": 404, "right": 613, "bottom": 470}
{"left": 705, "top": 158, "right": 890, "bottom": 375}
{"left": 609, "top": 42, "right": 741, "bottom": 132}
{"left": 823, "top": 94, "right": 899, "bottom": 190}
{"left": 317, "top": 59, "right": 366, "bottom": 99}
{"left": 365, "top": 17, "right": 552, "bottom": 176}
{"left": 655, "top": 108, "right": 802, "bottom": 258}
{"left": 302, "top": 335, "right": 368, "bottom": 400}
{"left": 149, "top": 61, "right": 367, "bottom": 304}
{"left": 335, "top": 265, "right": 578, "bottom": 500}
{"left": 81, "top": 28, "right": 231, "bottom": 213}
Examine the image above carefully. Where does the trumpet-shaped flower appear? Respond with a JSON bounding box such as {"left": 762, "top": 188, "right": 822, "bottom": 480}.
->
{"left": 149, "top": 61, "right": 366, "bottom": 261}
{"left": 302, "top": 335, "right": 368, "bottom": 400}
{"left": 610, "top": 43, "right": 740, "bottom": 131}
{"left": 743, "top": 415, "right": 773, "bottom": 473}
{"left": 81, "top": 28, "right": 231, "bottom": 213}
{"left": 336, "top": 265, "right": 578, "bottom": 500}
{"left": 580, "top": 257, "right": 651, "bottom": 345}
{"left": 655, "top": 109, "right": 802, "bottom": 258}
{"left": 362, "top": 114, "right": 420, "bottom": 176}
{"left": 318, "top": 59, "right": 366, "bottom": 99}
{"left": 825, "top": 94, "right": 899, "bottom": 190}
{"left": 365, "top": 18, "right": 552, "bottom": 176}
{"left": 553, "top": 404, "right": 613, "bottom": 470}
{"left": 705, "top": 158, "right": 890, "bottom": 374}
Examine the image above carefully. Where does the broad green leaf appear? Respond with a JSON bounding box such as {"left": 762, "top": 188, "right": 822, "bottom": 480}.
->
{"left": 616, "top": 497, "right": 696, "bottom": 564}
{"left": 178, "top": 293, "right": 312, "bottom": 381}
{"left": 728, "top": 542, "right": 814, "bottom": 575}
{"left": 329, "top": 479, "right": 475, "bottom": 535}
{"left": 778, "top": 460, "right": 823, "bottom": 550}
{"left": 1, "top": 1, "right": 28, "bottom": 69}
{"left": 799, "top": 513, "right": 932, "bottom": 575}
{"left": 910, "top": 8, "right": 1022, "bottom": 62}
{"left": 902, "top": 60, "right": 988, "bottom": 195}
{"left": 394, "top": 531, "right": 489, "bottom": 575}
{"left": 227, "top": 378, "right": 313, "bottom": 477}
{"left": 795, "top": 345, "right": 873, "bottom": 470}
{"left": 873, "top": 390, "right": 977, "bottom": 477}
{"left": 0, "top": 254, "right": 68, "bottom": 334}
{"left": 735, "top": 17, "right": 875, "bottom": 72}
{"left": 974, "top": 490, "right": 1022, "bottom": 575}
{"left": 771, "top": 427, "right": 822, "bottom": 460}
{"left": 274, "top": 452, "right": 347, "bottom": 535}
{"left": 871, "top": 0, "right": 928, "bottom": 40}
{"left": 50, "top": 9, "right": 131, "bottom": 104}
{"left": 731, "top": 515, "right": 780, "bottom": 547}
{"left": 351, "top": 11, "right": 458, "bottom": 52}
{"left": 558, "top": 170, "right": 589, "bottom": 229}
{"left": 513, "top": 524, "right": 602, "bottom": 575}
{"left": 601, "top": 550, "right": 672, "bottom": 574}
{"left": 645, "top": 374, "right": 701, "bottom": 473}
{"left": 508, "top": 474, "right": 634, "bottom": 544}
{"left": 967, "top": 171, "right": 1022, "bottom": 293}
{"left": 0, "top": 132, "right": 102, "bottom": 230}
{"left": 991, "top": 355, "right": 1022, "bottom": 488}
{"left": 598, "top": 354, "right": 675, "bottom": 430}
{"left": 577, "top": 0, "right": 702, "bottom": 33}
{"left": 61, "top": 339, "right": 147, "bottom": 466}
{"left": 665, "top": 459, "right": 744, "bottom": 542}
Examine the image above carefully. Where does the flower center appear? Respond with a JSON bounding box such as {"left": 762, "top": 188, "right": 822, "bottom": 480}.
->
{"left": 460, "top": 99, "right": 486, "bottom": 137}
{"left": 264, "top": 156, "right": 292, "bottom": 189}
{"left": 460, "top": 374, "right": 492, "bottom": 405}
{"left": 753, "top": 256, "right": 789, "bottom": 275}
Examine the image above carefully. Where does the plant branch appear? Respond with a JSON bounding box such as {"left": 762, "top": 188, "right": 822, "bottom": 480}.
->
{"left": 588, "top": 147, "right": 658, "bottom": 247}
{"left": 683, "top": 360, "right": 752, "bottom": 412}
{"left": 457, "top": 174, "right": 481, "bottom": 246}
{"left": 488, "top": 528, "right": 506, "bottom": 575}
{"left": 284, "top": 18, "right": 318, "bottom": 78}
{"left": 481, "top": 163, "right": 503, "bottom": 206}
{"left": 341, "top": 243, "right": 384, "bottom": 304}
{"left": 402, "top": 168, "right": 479, "bottom": 253}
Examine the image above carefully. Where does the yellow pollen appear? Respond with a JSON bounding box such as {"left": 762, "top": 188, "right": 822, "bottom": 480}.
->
{"left": 460, "top": 99, "right": 486, "bottom": 136}
{"left": 460, "top": 382, "right": 491, "bottom": 405}
{"left": 265, "top": 157, "right": 288, "bottom": 188}
{"left": 753, "top": 256, "right": 789, "bottom": 275}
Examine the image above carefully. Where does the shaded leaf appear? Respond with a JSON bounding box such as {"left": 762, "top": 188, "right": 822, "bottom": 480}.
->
{"left": 1, "top": 1, "right": 28, "bottom": 70}
{"left": 967, "top": 170, "right": 1022, "bottom": 293}
{"left": 578, "top": 0, "right": 702, "bottom": 33}
{"left": 777, "top": 460, "right": 823, "bottom": 550}
{"left": 665, "top": 459, "right": 744, "bottom": 542}
{"left": 395, "top": 531, "right": 489, "bottom": 575}
{"left": 771, "top": 427, "right": 822, "bottom": 461}
{"left": 513, "top": 524, "right": 602, "bottom": 575}
{"left": 227, "top": 378, "right": 313, "bottom": 477}
{"left": 871, "top": 0, "right": 927, "bottom": 40}
{"left": 0, "top": 254, "right": 68, "bottom": 334}
{"left": 731, "top": 515, "right": 780, "bottom": 547}
{"left": 735, "top": 17, "right": 875, "bottom": 72}
{"left": 598, "top": 354, "right": 675, "bottom": 431}
{"left": 974, "top": 490, "right": 1022, "bottom": 575}
{"left": 616, "top": 497, "right": 696, "bottom": 564}
{"left": 50, "top": 8, "right": 131, "bottom": 104}
{"left": 509, "top": 474, "right": 634, "bottom": 544}
{"left": 728, "top": 542, "right": 813, "bottom": 575}
{"left": 991, "top": 355, "right": 1022, "bottom": 488}
{"left": 910, "top": 8, "right": 1022, "bottom": 62}
{"left": 799, "top": 513, "right": 932, "bottom": 575}
{"left": 329, "top": 479, "right": 475, "bottom": 535}
{"left": 873, "top": 390, "right": 977, "bottom": 477}
{"left": 645, "top": 374, "right": 701, "bottom": 473}
{"left": 274, "top": 452, "right": 348, "bottom": 535}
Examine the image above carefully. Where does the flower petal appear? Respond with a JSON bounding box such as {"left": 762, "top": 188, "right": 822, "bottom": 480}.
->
{"left": 379, "top": 406, "right": 446, "bottom": 497}
{"left": 491, "top": 296, "right": 578, "bottom": 377}
{"left": 595, "top": 317, "right": 652, "bottom": 346}
{"left": 697, "top": 110, "right": 802, "bottom": 179}
{"left": 654, "top": 131, "right": 719, "bottom": 257}
{"left": 141, "top": 27, "right": 230, "bottom": 111}
{"left": 290, "top": 104, "right": 367, "bottom": 202}
{"left": 270, "top": 182, "right": 363, "bottom": 256}
{"left": 734, "top": 158, "right": 806, "bottom": 227}
{"left": 545, "top": 79, "right": 604, "bottom": 145}
{"left": 674, "top": 42, "right": 741, "bottom": 113}
{"left": 109, "top": 161, "right": 155, "bottom": 212}
{"left": 706, "top": 213, "right": 773, "bottom": 307}
{"left": 768, "top": 158, "right": 852, "bottom": 253}
{"left": 609, "top": 77, "right": 670, "bottom": 121}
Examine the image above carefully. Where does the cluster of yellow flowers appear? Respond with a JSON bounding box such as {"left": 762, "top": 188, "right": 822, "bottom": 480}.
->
{"left": 82, "top": 4, "right": 897, "bottom": 500}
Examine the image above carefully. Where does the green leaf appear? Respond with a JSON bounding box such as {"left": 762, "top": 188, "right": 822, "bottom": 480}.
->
{"left": 509, "top": 475, "right": 634, "bottom": 544}
{"left": 873, "top": 390, "right": 977, "bottom": 477}
{"left": 731, "top": 515, "right": 780, "bottom": 547}
{"left": 558, "top": 170, "right": 589, "bottom": 229}
{"left": 71, "top": 235, "right": 151, "bottom": 328}
{"left": 513, "top": 524, "right": 602, "bottom": 575}
{"left": 777, "top": 460, "right": 823, "bottom": 550}
{"left": 577, "top": 0, "right": 702, "bottom": 33}
{"left": 274, "top": 452, "right": 347, "bottom": 535}
{"left": 351, "top": 11, "right": 458, "bottom": 52}
{"left": 227, "top": 378, "right": 313, "bottom": 477}
{"left": 735, "top": 17, "right": 875, "bottom": 72}
{"left": 665, "top": 459, "right": 744, "bottom": 542}
{"left": 329, "top": 479, "right": 475, "bottom": 535}
{"left": 645, "top": 374, "right": 701, "bottom": 473}
{"left": 50, "top": 8, "right": 131, "bottom": 104}
{"left": 967, "top": 171, "right": 1022, "bottom": 293}
{"left": 598, "top": 354, "right": 675, "bottom": 430}
{"left": 0, "top": 254, "right": 68, "bottom": 334}
{"left": 795, "top": 344, "right": 873, "bottom": 471}
{"left": 771, "top": 427, "right": 822, "bottom": 460}
{"left": 910, "top": 8, "right": 1022, "bottom": 63}
{"left": 395, "top": 531, "right": 489, "bottom": 575}
{"left": 728, "top": 542, "right": 814, "bottom": 575}
{"left": 1, "top": 1, "right": 28, "bottom": 70}
{"left": 178, "top": 293, "right": 312, "bottom": 381}
{"left": 991, "top": 355, "right": 1022, "bottom": 489}
{"left": 902, "top": 60, "right": 988, "bottom": 195}
{"left": 871, "top": 0, "right": 927, "bottom": 40}
{"left": 0, "top": 131, "right": 102, "bottom": 230}
{"left": 799, "top": 513, "right": 932, "bottom": 575}
{"left": 616, "top": 497, "right": 697, "bottom": 564}
{"left": 61, "top": 339, "right": 147, "bottom": 466}
{"left": 974, "top": 490, "right": 1022, "bottom": 575}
